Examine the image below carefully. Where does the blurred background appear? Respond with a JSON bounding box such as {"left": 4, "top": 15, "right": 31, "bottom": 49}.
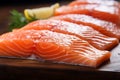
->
{"left": 0, "top": 0, "right": 73, "bottom": 34}
{"left": 0, "top": 0, "right": 73, "bottom": 5}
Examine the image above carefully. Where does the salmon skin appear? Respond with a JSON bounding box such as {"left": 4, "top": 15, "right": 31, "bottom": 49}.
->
{"left": 20, "top": 20, "right": 119, "bottom": 50}
{"left": 51, "top": 14, "right": 120, "bottom": 40}
{"left": 54, "top": 4, "right": 120, "bottom": 24}
{"left": 69, "top": 0, "right": 120, "bottom": 8}
{"left": 0, "top": 30, "right": 111, "bottom": 67}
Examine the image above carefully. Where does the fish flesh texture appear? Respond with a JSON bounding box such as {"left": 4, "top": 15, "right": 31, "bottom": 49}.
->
{"left": 69, "top": 0, "right": 120, "bottom": 8}
{"left": 54, "top": 4, "right": 120, "bottom": 24}
{"left": 51, "top": 14, "right": 120, "bottom": 40}
{"left": 20, "top": 20, "right": 119, "bottom": 50}
{"left": 0, "top": 30, "right": 111, "bottom": 67}
{"left": 0, "top": 31, "right": 34, "bottom": 57}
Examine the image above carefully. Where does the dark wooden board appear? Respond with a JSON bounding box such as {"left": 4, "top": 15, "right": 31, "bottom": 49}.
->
{"left": 0, "top": 1, "right": 120, "bottom": 80}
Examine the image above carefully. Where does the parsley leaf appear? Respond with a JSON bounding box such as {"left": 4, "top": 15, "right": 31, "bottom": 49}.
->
{"left": 9, "top": 10, "right": 28, "bottom": 31}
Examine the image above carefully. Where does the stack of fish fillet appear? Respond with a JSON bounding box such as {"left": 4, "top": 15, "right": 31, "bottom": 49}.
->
{"left": 0, "top": 0, "right": 120, "bottom": 67}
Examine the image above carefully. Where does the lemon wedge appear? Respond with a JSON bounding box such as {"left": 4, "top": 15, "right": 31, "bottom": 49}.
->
{"left": 24, "top": 3, "right": 60, "bottom": 20}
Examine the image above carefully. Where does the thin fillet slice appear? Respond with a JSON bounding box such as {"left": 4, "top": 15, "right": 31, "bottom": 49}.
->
{"left": 33, "top": 30, "right": 111, "bottom": 67}
{"left": 69, "top": 0, "right": 120, "bottom": 8}
{"left": 54, "top": 5, "right": 120, "bottom": 24}
{"left": 51, "top": 14, "right": 120, "bottom": 40}
{"left": 21, "top": 20, "right": 119, "bottom": 50}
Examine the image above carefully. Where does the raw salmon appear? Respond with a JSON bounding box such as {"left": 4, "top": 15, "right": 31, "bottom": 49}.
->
{"left": 0, "top": 31, "right": 34, "bottom": 57}
{"left": 69, "top": 0, "right": 120, "bottom": 8}
{"left": 0, "top": 30, "right": 111, "bottom": 67}
{"left": 51, "top": 14, "right": 120, "bottom": 40}
{"left": 33, "top": 30, "right": 111, "bottom": 67}
{"left": 20, "top": 20, "right": 119, "bottom": 50}
{"left": 54, "top": 5, "right": 120, "bottom": 24}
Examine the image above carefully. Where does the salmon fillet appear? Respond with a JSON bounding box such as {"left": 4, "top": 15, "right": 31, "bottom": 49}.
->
{"left": 0, "top": 30, "right": 111, "bottom": 67}
{"left": 54, "top": 5, "right": 120, "bottom": 24}
{"left": 0, "top": 31, "right": 34, "bottom": 57}
{"left": 51, "top": 14, "right": 120, "bottom": 40}
{"left": 69, "top": 0, "right": 120, "bottom": 8}
{"left": 20, "top": 20, "right": 119, "bottom": 50}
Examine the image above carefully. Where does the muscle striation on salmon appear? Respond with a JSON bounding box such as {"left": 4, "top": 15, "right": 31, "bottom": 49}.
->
{"left": 20, "top": 20, "right": 119, "bottom": 50}
{"left": 0, "top": 30, "right": 111, "bottom": 67}
{"left": 51, "top": 14, "right": 120, "bottom": 40}
{"left": 54, "top": 4, "right": 120, "bottom": 24}
{"left": 69, "top": 0, "right": 120, "bottom": 8}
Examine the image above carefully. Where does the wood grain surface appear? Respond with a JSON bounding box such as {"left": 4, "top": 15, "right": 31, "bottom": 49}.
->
{"left": 0, "top": 1, "right": 120, "bottom": 80}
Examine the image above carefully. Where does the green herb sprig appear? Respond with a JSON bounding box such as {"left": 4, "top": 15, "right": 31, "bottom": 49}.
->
{"left": 8, "top": 10, "right": 37, "bottom": 31}
{"left": 9, "top": 10, "right": 28, "bottom": 31}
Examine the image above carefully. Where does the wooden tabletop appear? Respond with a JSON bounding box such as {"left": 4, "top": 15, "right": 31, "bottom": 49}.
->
{"left": 0, "top": 1, "right": 120, "bottom": 80}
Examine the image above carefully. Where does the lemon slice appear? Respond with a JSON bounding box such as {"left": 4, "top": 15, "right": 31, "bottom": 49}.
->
{"left": 24, "top": 3, "right": 60, "bottom": 20}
